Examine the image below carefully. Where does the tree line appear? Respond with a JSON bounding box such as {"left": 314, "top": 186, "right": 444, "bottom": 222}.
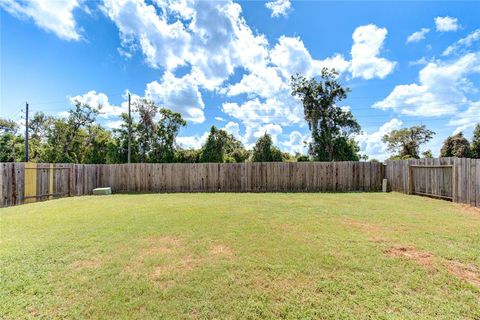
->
{"left": 1, "top": 68, "right": 479, "bottom": 163}
{"left": 381, "top": 124, "right": 480, "bottom": 160}
{"left": 0, "top": 98, "right": 294, "bottom": 164}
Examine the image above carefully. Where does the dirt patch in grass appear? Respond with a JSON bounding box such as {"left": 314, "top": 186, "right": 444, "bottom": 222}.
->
{"left": 125, "top": 236, "right": 235, "bottom": 288}
{"left": 445, "top": 260, "right": 480, "bottom": 287}
{"left": 385, "top": 245, "right": 480, "bottom": 287}
{"left": 343, "top": 218, "right": 390, "bottom": 243}
{"left": 140, "top": 236, "right": 184, "bottom": 256}
{"left": 460, "top": 204, "right": 480, "bottom": 216}
{"left": 209, "top": 244, "right": 234, "bottom": 257}
{"left": 385, "top": 246, "right": 434, "bottom": 269}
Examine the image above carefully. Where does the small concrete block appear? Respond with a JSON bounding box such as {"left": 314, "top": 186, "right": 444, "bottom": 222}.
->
{"left": 93, "top": 187, "right": 112, "bottom": 195}
{"left": 382, "top": 179, "right": 388, "bottom": 192}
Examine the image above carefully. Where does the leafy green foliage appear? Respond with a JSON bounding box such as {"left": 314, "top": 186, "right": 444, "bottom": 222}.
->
{"left": 440, "top": 132, "right": 471, "bottom": 158}
{"left": 382, "top": 125, "right": 435, "bottom": 159}
{"left": 291, "top": 69, "right": 361, "bottom": 161}
{"left": 199, "top": 126, "right": 246, "bottom": 163}
{"left": 251, "top": 133, "right": 283, "bottom": 162}
{"left": 471, "top": 123, "right": 480, "bottom": 159}
{"left": 422, "top": 150, "right": 433, "bottom": 159}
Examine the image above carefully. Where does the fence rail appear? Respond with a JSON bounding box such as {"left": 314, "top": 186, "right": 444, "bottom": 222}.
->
{"left": 2, "top": 158, "right": 479, "bottom": 208}
{"left": 385, "top": 157, "right": 480, "bottom": 207}
{"left": 1, "top": 161, "right": 385, "bottom": 207}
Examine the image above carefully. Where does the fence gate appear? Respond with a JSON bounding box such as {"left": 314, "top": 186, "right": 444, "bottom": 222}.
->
{"left": 408, "top": 164, "right": 455, "bottom": 200}
{"left": 24, "top": 163, "right": 72, "bottom": 203}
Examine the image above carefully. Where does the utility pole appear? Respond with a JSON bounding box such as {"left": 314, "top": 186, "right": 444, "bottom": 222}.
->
{"left": 25, "top": 101, "right": 29, "bottom": 162}
{"left": 127, "top": 93, "right": 131, "bottom": 164}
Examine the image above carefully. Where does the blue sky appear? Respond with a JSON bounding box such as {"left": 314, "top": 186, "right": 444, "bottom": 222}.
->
{"left": 1, "top": 0, "right": 479, "bottom": 159}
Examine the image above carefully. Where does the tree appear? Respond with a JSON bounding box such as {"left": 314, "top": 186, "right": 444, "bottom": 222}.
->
{"left": 65, "top": 101, "right": 99, "bottom": 157}
{"left": 440, "top": 132, "right": 471, "bottom": 158}
{"left": 382, "top": 125, "right": 435, "bottom": 159}
{"left": 135, "top": 99, "right": 157, "bottom": 162}
{"left": 28, "top": 112, "right": 53, "bottom": 161}
{"left": 291, "top": 69, "right": 361, "bottom": 161}
{"left": 199, "top": 126, "right": 244, "bottom": 163}
{"left": 251, "top": 133, "right": 283, "bottom": 162}
{"left": 175, "top": 149, "right": 201, "bottom": 163}
{"left": 296, "top": 154, "right": 310, "bottom": 162}
{"left": 422, "top": 150, "right": 433, "bottom": 159}
{"left": 152, "top": 108, "right": 186, "bottom": 163}
{"left": 81, "top": 125, "right": 117, "bottom": 164}
{"left": 0, "top": 118, "right": 24, "bottom": 162}
{"left": 471, "top": 123, "right": 480, "bottom": 159}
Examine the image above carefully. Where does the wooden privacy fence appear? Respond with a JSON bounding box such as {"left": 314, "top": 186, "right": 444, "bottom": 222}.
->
{"left": 1, "top": 161, "right": 385, "bottom": 207}
{"left": 385, "top": 157, "right": 480, "bottom": 207}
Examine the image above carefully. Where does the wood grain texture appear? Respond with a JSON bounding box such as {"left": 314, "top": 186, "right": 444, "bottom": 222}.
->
{"left": 0, "top": 161, "right": 386, "bottom": 207}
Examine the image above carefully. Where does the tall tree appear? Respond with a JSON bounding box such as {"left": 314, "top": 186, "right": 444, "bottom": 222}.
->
{"left": 135, "top": 99, "right": 157, "bottom": 162}
{"left": 471, "top": 123, "right": 480, "bottom": 159}
{"left": 440, "top": 132, "right": 471, "bottom": 158}
{"left": 28, "top": 112, "right": 52, "bottom": 161}
{"left": 152, "top": 108, "right": 186, "bottom": 163}
{"left": 112, "top": 113, "right": 139, "bottom": 163}
{"left": 251, "top": 133, "right": 283, "bottom": 162}
{"left": 81, "top": 125, "right": 117, "bottom": 164}
{"left": 382, "top": 125, "right": 435, "bottom": 159}
{"left": 199, "top": 126, "right": 244, "bottom": 163}
{"left": 0, "top": 118, "right": 23, "bottom": 162}
{"left": 46, "top": 101, "right": 100, "bottom": 162}
{"left": 291, "top": 69, "right": 361, "bottom": 161}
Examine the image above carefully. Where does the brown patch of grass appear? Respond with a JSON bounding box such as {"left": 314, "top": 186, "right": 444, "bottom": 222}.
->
{"left": 460, "top": 204, "right": 480, "bottom": 216}
{"left": 343, "top": 218, "right": 391, "bottom": 243}
{"left": 385, "top": 245, "right": 480, "bottom": 287}
{"left": 140, "top": 236, "right": 184, "bottom": 256}
{"left": 445, "top": 260, "right": 480, "bottom": 287}
{"left": 343, "top": 218, "right": 387, "bottom": 234}
{"left": 209, "top": 244, "right": 234, "bottom": 257}
{"left": 385, "top": 246, "right": 434, "bottom": 268}
{"left": 125, "top": 236, "right": 235, "bottom": 288}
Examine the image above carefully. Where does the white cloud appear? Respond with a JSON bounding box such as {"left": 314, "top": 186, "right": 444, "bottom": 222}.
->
{"left": 177, "top": 131, "right": 210, "bottom": 150}
{"left": 69, "top": 90, "right": 126, "bottom": 118}
{"left": 0, "top": 0, "right": 83, "bottom": 40}
{"left": 270, "top": 36, "right": 349, "bottom": 79}
{"left": 448, "top": 101, "right": 480, "bottom": 133}
{"left": 406, "top": 28, "right": 430, "bottom": 43}
{"left": 224, "top": 66, "right": 286, "bottom": 99}
{"left": 409, "top": 56, "right": 432, "bottom": 66}
{"left": 374, "top": 52, "right": 480, "bottom": 116}
{"left": 222, "top": 95, "right": 303, "bottom": 127}
{"left": 105, "top": 120, "right": 124, "bottom": 129}
{"left": 435, "top": 16, "right": 459, "bottom": 32}
{"left": 356, "top": 119, "right": 403, "bottom": 160}
{"left": 223, "top": 121, "right": 240, "bottom": 139}
{"left": 245, "top": 123, "right": 283, "bottom": 146}
{"left": 145, "top": 72, "right": 205, "bottom": 123}
{"left": 103, "top": 0, "right": 269, "bottom": 90}
{"left": 214, "top": 116, "right": 226, "bottom": 122}
{"left": 349, "top": 24, "right": 396, "bottom": 80}
{"left": 102, "top": 0, "right": 191, "bottom": 70}
{"left": 58, "top": 111, "right": 70, "bottom": 118}
{"left": 281, "top": 131, "right": 309, "bottom": 154}
{"left": 443, "top": 29, "right": 480, "bottom": 56}
{"left": 265, "top": 0, "right": 291, "bottom": 18}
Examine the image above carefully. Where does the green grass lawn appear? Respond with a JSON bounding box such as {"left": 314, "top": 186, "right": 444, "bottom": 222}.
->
{"left": 1, "top": 193, "right": 479, "bottom": 319}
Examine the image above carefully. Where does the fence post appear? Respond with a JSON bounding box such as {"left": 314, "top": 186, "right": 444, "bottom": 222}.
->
{"left": 407, "top": 163, "right": 413, "bottom": 195}
{"left": 452, "top": 157, "right": 457, "bottom": 203}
